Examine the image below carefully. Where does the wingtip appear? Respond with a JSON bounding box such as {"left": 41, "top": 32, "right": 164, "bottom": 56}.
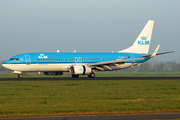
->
{"left": 148, "top": 20, "right": 154, "bottom": 22}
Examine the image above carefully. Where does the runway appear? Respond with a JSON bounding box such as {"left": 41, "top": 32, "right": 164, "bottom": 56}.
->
{"left": 0, "top": 77, "right": 180, "bottom": 81}
{"left": 0, "top": 113, "right": 180, "bottom": 120}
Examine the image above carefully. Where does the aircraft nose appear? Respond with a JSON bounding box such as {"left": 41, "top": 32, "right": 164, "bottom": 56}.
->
{"left": 2, "top": 64, "right": 7, "bottom": 69}
{"left": 2, "top": 63, "right": 11, "bottom": 70}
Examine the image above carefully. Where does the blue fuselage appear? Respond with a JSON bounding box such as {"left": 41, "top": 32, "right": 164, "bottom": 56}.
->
{"left": 3, "top": 52, "right": 149, "bottom": 65}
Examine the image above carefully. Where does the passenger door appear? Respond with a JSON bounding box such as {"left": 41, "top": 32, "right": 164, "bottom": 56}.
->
{"left": 25, "top": 55, "right": 31, "bottom": 64}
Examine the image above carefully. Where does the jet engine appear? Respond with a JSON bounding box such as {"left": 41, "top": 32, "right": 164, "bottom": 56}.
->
{"left": 69, "top": 65, "right": 92, "bottom": 75}
{"left": 43, "top": 72, "right": 63, "bottom": 75}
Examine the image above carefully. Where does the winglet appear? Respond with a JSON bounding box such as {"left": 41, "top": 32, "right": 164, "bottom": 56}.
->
{"left": 150, "top": 45, "right": 160, "bottom": 58}
{"left": 142, "top": 45, "right": 160, "bottom": 58}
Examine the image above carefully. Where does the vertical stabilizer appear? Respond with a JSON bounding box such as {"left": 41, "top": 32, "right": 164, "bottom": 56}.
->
{"left": 118, "top": 20, "right": 154, "bottom": 54}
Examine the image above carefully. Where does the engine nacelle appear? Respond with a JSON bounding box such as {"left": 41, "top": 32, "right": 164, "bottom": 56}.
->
{"left": 69, "top": 65, "right": 92, "bottom": 75}
{"left": 43, "top": 72, "right": 63, "bottom": 75}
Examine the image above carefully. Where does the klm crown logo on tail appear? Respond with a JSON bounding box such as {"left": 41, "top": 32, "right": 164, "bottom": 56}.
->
{"left": 138, "top": 36, "right": 149, "bottom": 45}
{"left": 141, "top": 36, "right": 147, "bottom": 40}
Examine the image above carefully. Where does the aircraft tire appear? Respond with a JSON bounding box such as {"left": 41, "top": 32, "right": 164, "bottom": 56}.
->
{"left": 88, "top": 73, "right": 95, "bottom": 78}
{"left": 72, "top": 75, "right": 79, "bottom": 78}
{"left": 18, "top": 74, "right": 22, "bottom": 78}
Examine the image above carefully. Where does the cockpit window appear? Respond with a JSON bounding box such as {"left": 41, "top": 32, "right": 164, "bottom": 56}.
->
{"left": 9, "top": 58, "right": 19, "bottom": 61}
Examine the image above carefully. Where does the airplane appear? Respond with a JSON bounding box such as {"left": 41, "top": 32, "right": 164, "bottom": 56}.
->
{"left": 2, "top": 20, "right": 174, "bottom": 78}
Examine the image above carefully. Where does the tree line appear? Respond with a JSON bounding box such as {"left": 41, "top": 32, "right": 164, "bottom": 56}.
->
{"left": 123, "top": 60, "right": 180, "bottom": 72}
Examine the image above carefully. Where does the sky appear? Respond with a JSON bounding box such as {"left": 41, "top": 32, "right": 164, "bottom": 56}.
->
{"left": 0, "top": 0, "right": 180, "bottom": 62}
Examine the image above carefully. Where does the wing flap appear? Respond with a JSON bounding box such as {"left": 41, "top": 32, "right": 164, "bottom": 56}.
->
{"left": 88, "top": 58, "right": 144, "bottom": 67}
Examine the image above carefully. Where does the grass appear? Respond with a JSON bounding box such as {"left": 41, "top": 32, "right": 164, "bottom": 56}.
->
{"left": 0, "top": 80, "right": 180, "bottom": 118}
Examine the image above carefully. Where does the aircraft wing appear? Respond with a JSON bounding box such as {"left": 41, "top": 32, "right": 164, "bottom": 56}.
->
{"left": 87, "top": 58, "right": 144, "bottom": 71}
{"left": 142, "top": 51, "right": 175, "bottom": 58}
{"left": 156, "top": 51, "right": 175, "bottom": 55}
{"left": 141, "top": 45, "right": 175, "bottom": 58}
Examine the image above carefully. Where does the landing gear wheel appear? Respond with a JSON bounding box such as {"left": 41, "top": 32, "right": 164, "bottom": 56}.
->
{"left": 88, "top": 73, "right": 95, "bottom": 78}
{"left": 18, "top": 74, "right": 22, "bottom": 78}
{"left": 72, "top": 75, "right": 79, "bottom": 78}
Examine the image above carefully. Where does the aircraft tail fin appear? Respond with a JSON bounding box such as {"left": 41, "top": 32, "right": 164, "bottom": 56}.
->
{"left": 118, "top": 20, "right": 154, "bottom": 54}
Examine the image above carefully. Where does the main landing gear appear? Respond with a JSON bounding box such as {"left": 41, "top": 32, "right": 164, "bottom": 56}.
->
{"left": 72, "top": 75, "right": 79, "bottom": 78}
{"left": 88, "top": 73, "right": 95, "bottom": 78}
{"left": 71, "top": 73, "right": 95, "bottom": 78}
{"left": 18, "top": 74, "right": 22, "bottom": 78}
